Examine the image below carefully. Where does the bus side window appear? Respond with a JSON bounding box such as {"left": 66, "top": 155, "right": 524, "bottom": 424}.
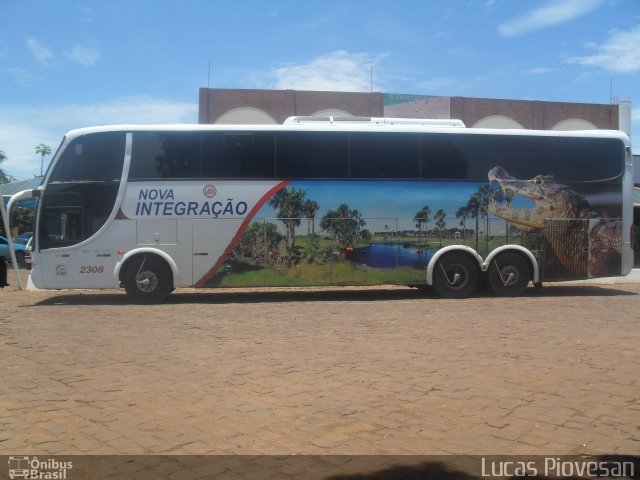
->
{"left": 487, "top": 136, "right": 553, "bottom": 179}
{"left": 349, "top": 132, "right": 419, "bottom": 179}
{"left": 130, "top": 132, "right": 200, "bottom": 179}
{"left": 554, "top": 137, "right": 624, "bottom": 181}
{"left": 276, "top": 132, "right": 348, "bottom": 179}
{"left": 422, "top": 133, "right": 487, "bottom": 180}
{"left": 201, "top": 132, "right": 275, "bottom": 178}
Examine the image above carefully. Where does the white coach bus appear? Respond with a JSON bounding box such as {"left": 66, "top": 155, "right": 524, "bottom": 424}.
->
{"left": 8, "top": 117, "right": 633, "bottom": 303}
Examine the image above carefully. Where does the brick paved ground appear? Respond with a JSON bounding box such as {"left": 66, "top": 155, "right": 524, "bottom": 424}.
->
{"left": 1, "top": 269, "right": 639, "bottom": 457}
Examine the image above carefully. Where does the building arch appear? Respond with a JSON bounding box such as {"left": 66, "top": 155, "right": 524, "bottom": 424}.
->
{"left": 472, "top": 115, "right": 524, "bottom": 129}
{"left": 215, "top": 107, "right": 278, "bottom": 125}
{"left": 311, "top": 108, "right": 354, "bottom": 117}
{"left": 551, "top": 118, "right": 597, "bottom": 131}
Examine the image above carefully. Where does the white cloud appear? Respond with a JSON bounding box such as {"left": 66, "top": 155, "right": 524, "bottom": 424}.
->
{"left": 525, "top": 67, "right": 558, "bottom": 75}
{"left": 447, "top": 47, "right": 472, "bottom": 57}
{"left": 67, "top": 45, "right": 101, "bottom": 66}
{"left": 566, "top": 26, "right": 640, "bottom": 74}
{"left": 4, "top": 68, "right": 45, "bottom": 87}
{"left": 483, "top": 0, "right": 497, "bottom": 11}
{"left": 268, "top": 51, "right": 387, "bottom": 92}
{"left": 0, "top": 97, "right": 198, "bottom": 179}
{"left": 26, "top": 38, "right": 52, "bottom": 64}
{"left": 498, "top": 0, "right": 605, "bottom": 37}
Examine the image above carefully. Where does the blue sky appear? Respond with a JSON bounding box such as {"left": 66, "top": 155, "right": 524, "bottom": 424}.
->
{"left": 1, "top": 0, "right": 639, "bottom": 180}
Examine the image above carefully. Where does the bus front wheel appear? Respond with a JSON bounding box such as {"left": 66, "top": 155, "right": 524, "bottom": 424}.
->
{"left": 433, "top": 253, "right": 479, "bottom": 299}
{"left": 122, "top": 256, "right": 173, "bottom": 304}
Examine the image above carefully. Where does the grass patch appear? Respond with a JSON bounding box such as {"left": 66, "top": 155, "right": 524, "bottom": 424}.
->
{"left": 213, "top": 257, "right": 425, "bottom": 287}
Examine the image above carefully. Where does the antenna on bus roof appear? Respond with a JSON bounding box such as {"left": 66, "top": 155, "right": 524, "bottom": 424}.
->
{"left": 205, "top": 61, "right": 212, "bottom": 124}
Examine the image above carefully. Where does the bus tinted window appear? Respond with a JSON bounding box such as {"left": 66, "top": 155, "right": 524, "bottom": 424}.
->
{"left": 50, "top": 132, "right": 125, "bottom": 182}
{"left": 487, "top": 135, "right": 554, "bottom": 179}
{"left": 421, "top": 133, "right": 488, "bottom": 180}
{"left": 130, "top": 132, "right": 200, "bottom": 179}
{"left": 202, "top": 132, "right": 275, "bottom": 178}
{"left": 277, "top": 132, "right": 348, "bottom": 178}
{"left": 350, "top": 133, "right": 419, "bottom": 178}
{"left": 553, "top": 137, "right": 624, "bottom": 181}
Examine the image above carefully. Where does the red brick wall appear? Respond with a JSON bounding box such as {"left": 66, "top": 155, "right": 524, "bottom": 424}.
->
{"left": 199, "top": 88, "right": 618, "bottom": 131}
{"left": 199, "top": 88, "right": 384, "bottom": 124}
{"left": 450, "top": 96, "right": 618, "bottom": 130}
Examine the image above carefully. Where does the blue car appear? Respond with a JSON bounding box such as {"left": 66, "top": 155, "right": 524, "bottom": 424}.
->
{"left": 14, "top": 232, "right": 33, "bottom": 245}
{"left": 0, "top": 235, "right": 27, "bottom": 267}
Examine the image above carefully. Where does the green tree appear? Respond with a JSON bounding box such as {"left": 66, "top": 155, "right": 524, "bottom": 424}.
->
{"left": 304, "top": 233, "right": 322, "bottom": 263}
{"left": 466, "top": 193, "right": 481, "bottom": 250}
{"left": 35, "top": 143, "right": 51, "bottom": 176}
{"left": 482, "top": 183, "right": 504, "bottom": 251}
{"left": 303, "top": 199, "right": 320, "bottom": 235}
{"left": 0, "top": 150, "right": 9, "bottom": 183}
{"left": 236, "top": 222, "right": 282, "bottom": 262}
{"left": 268, "top": 186, "right": 307, "bottom": 267}
{"left": 476, "top": 184, "right": 495, "bottom": 219}
{"left": 455, "top": 205, "right": 469, "bottom": 240}
{"left": 320, "top": 203, "right": 366, "bottom": 250}
{"left": 466, "top": 184, "right": 499, "bottom": 252}
{"left": 434, "top": 209, "right": 447, "bottom": 247}
{"left": 413, "top": 205, "right": 431, "bottom": 245}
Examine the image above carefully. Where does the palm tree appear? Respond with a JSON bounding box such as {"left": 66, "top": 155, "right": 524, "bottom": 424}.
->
{"left": 466, "top": 193, "right": 481, "bottom": 250}
{"left": 476, "top": 184, "right": 494, "bottom": 220}
{"left": 413, "top": 205, "right": 431, "bottom": 246}
{"left": 303, "top": 199, "right": 320, "bottom": 235}
{"left": 0, "top": 150, "right": 9, "bottom": 184}
{"left": 35, "top": 143, "right": 51, "bottom": 176}
{"left": 434, "top": 209, "right": 447, "bottom": 248}
{"left": 455, "top": 206, "right": 469, "bottom": 240}
{"left": 269, "top": 186, "right": 307, "bottom": 267}
{"left": 468, "top": 184, "right": 496, "bottom": 253}
{"left": 320, "top": 203, "right": 365, "bottom": 249}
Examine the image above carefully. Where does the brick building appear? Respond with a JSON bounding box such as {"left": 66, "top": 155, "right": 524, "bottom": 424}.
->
{"left": 198, "top": 88, "right": 620, "bottom": 132}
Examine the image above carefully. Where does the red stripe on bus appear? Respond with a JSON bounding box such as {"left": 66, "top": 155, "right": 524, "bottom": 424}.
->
{"left": 195, "top": 180, "right": 290, "bottom": 287}
{"left": 115, "top": 208, "right": 130, "bottom": 220}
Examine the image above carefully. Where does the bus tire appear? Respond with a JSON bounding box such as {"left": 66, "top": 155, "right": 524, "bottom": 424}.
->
{"left": 122, "top": 255, "right": 173, "bottom": 304}
{"left": 433, "top": 253, "right": 479, "bottom": 299}
{"left": 487, "top": 253, "right": 530, "bottom": 297}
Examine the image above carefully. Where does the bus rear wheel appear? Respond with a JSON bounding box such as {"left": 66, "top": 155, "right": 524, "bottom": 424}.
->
{"left": 487, "top": 253, "right": 530, "bottom": 297}
{"left": 122, "top": 256, "right": 173, "bottom": 304}
{"left": 433, "top": 253, "right": 479, "bottom": 299}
